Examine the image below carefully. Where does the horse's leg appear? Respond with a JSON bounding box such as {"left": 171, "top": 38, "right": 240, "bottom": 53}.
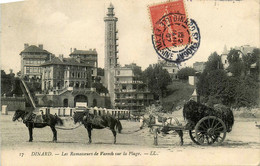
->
{"left": 111, "top": 129, "right": 117, "bottom": 144}
{"left": 87, "top": 127, "right": 92, "bottom": 144}
{"left": 28, "top": 123, "right": 33, "bottom": 142}
{"left": 153, "top": 127, "right": 158, "bottom": 146}
{"left": 176, "top": 130, "right": 183, "bottom": 146}
{"left": 50, "top": 126, "right": 57, "bottom": 142}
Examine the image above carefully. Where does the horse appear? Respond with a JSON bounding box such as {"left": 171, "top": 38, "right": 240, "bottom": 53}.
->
{"left": 140, "top": 114, "right": 183, "bottom": 146}
{"left": 73, "top": 111, "right": 122, "bottom": 144}
{"left": 12, "top": 109, "right": 64, "bottom": 142}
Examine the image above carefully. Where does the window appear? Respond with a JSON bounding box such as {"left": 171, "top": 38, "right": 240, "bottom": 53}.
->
{"left": 26, "top": 67, "right": 30, "bottom": 74}
{"left": 122, "top": 85, "right": 126, "bottom": 90}
{"left": 117, "top": 71, "right": 120, "bottom": 75}
{"left": 116, "top": 78, "right": 119, "bottom": 82}
{"left": 172, "top": 69, "right": 175, "bottom": 73}
{"left": 29, "top": 67, "right": 33, "bottom": 73}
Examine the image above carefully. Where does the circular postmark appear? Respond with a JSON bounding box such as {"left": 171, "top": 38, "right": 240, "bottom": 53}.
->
{"left": 152, "top": 13, "right": 200, "bottom": 64}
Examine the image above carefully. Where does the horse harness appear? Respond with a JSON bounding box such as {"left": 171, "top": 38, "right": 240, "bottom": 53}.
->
{"left": 24, "top": 112, "right": 48, "bottom": 128}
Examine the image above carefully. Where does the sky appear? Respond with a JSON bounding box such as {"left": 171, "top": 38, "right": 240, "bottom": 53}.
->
{"left": 0, "top": 0, "right": 259, "bottom": 74}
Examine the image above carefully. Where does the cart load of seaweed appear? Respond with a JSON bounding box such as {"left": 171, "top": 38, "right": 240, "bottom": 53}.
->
{"left": 183, "top": 100, "right": 234, "bottom": 132}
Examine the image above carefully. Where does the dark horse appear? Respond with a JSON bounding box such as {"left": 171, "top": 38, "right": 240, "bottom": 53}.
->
{"left": 73, "top": 111, "right": 122, "bottom": 144}
{"left": 140, "top": 114, "right": 183, "bottom": 146}
{"left": 12, "top": 109, "right": 63, "bottom": 142}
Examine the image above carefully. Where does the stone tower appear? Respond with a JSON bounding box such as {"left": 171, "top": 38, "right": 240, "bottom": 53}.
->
{"left": 104, "top": 3, "right": 118, "bottom": 107}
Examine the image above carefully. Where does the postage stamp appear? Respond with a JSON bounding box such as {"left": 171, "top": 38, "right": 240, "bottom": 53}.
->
{"left": 149, "top": 0, "right": 200, "bottom": 64}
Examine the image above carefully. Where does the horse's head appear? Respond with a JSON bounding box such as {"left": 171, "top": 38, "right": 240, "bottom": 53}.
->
{"left": 73, "top": 111, "right": 87, "bottom": 124}
{"left": 13, "top": 110, "right": 25, "bottom": 121}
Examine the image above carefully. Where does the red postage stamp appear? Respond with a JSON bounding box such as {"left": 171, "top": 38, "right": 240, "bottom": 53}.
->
{"left": 149, "top": 0, "right": 190, "bottom": 50}
{"left": 149, "top": 0, "right": 200, "bottom": 63}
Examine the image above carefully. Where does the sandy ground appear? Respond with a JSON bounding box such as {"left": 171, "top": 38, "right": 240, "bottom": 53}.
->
{"left": 1, "top": 112, "right": 260, "bottom": 166}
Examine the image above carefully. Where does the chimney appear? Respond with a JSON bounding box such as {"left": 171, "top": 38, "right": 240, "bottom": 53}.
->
{"left": 70, "top": 48, "right": 72, "bottom": 53}
{"left": 24, "top": 43, "right": 29, "bottom": 49}
{"left": 74, "top": 48, "right": 77, "bottom": 51}
{"left": 38, "top": 44, "right": 43, "bottom": 49}
{"left": 59, "top": 54, "right": 64, "bottom": 61}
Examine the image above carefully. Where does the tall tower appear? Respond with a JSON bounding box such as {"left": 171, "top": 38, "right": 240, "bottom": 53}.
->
{"left": 104, "top": 3, "right": 118, "bottom": 107}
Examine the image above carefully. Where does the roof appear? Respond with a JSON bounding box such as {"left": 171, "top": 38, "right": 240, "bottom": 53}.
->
{"left": 41, "top": 57, "right": 93, "bottom": 67}
{"left": 20, "top": 45, "right": 50, "bottom": 55}
{"left": 69, "top": 49, "right": 97, "bottom": 56}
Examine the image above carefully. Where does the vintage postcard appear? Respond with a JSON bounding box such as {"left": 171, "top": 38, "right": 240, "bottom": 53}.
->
{"left": 1, "top": 0, "right": 259, "bottom": 165}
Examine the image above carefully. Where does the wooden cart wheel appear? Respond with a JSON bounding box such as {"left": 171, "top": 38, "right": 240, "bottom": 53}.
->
{"left": 189, "top": 130, "right": 200, "bottom": 145}
{"left": 195, "top": 116, "right": 227, "bottom": 145}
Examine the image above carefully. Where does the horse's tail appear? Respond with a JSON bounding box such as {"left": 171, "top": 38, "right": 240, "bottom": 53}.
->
{"left": 115, "top": 119, "right": 122, "bottom": 133}
{"left": 55, "top": 115, "right": 64, "bottom": 126}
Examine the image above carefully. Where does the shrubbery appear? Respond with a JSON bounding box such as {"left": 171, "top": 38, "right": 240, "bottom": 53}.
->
{"left": 177, "top": 67, "right": 196, "bottom": 80}
{"left": 197, "top": 49, "right": 260, "bottom": 108}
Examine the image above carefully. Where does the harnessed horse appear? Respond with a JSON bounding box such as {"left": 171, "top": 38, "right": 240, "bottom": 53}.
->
{"left": 12, "top": 109, "right": 63, "bottom": 142}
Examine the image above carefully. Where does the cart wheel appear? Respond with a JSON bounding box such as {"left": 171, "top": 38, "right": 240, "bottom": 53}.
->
{"left": 195, "top": 116, "right": 227, "bottom": 145}
{"left": 189, "top": 130, "right": 200, "bottom": 145}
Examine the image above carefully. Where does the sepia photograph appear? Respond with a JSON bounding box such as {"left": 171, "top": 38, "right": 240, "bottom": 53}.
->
{"left": 0, "top": 0, "right": 259, "bottom": 165}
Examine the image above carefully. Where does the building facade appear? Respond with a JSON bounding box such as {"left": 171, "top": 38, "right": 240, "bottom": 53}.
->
{"left": 193, "top": 62, "right": 206, "bottom": 73}
{"left": 37, "top": 55, "right": 110, "bottom": 108}
{"left": 41, "top": 56, "right": 93, "bottom": 92}
{"left": 114, "top": 66, "right": 154, "bottom": 111}
{"left": 20, "top": 44, "right": 51, "bottom": 79}
{"left": 158, "top": 57, "right": 179, "bottom": 80}
{"left": 69, "top": 48, "right": 98, "bottom": 81}
{"left": 221, "top": 45, "right": 255, "bottom": 70}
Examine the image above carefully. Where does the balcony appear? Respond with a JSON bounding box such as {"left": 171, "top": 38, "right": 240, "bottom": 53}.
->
{"left": 115, "top": 89, "right": 136, "bottom": 93}
{"left": 115, "top": 96, "right": 136, "bottom": 100}
{"left": 114, "top": 89, "right": 150, "bottom": 94}
{"left": 115, "top": 80, "right": 144, "bottom": 84}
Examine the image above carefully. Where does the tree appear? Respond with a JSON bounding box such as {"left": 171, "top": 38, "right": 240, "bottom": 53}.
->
{"left": 92, "top": 82, "right": 108, "bottom": 94}
{"left": 227, "top": 49, "right": 245, "bottom": 77}
{"left": 243, "top": 48, "right": 260, "bottom": 80}
{"left": 197, "top": 48, "right": 260, "bottom": 108}
{"left": 143, "top": 64, "right": 171, "bottom": 102}
{"left": 177, "top": 67, "right": 196, "bottom": 80}
{"left": 197, "top": 69, "right": 228, "bottom": 105}
{"left": 1, "top": 69, "right": 23, "bottom": 96}
{"left": 234, "top": 76, "right": 259, "bottom": 107}
{"left": 204, "top": 52, "right": 223, "bottom": 72}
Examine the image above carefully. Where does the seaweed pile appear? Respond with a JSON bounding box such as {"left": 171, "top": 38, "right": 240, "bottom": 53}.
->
{"left": 183, "top": 100, "right": 234, "bottom": 132}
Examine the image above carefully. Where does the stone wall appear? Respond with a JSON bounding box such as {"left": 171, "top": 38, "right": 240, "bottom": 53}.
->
{"left": 36, "top": 91, "right": 111, "bottom": 108}
{"left": 1, "top": 96, "right": 26, "bottom": 111}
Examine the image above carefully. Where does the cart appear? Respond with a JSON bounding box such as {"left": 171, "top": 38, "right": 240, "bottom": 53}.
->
{"left": 150, "top": 115, "right": 228, "bottom": 146}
